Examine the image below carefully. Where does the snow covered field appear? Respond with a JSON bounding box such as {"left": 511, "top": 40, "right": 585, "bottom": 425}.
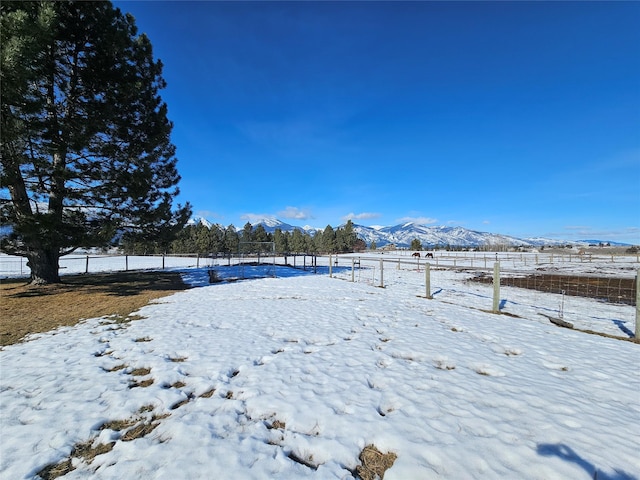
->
{"left": 1, "top": 255, "right": 639, "bottom": 479}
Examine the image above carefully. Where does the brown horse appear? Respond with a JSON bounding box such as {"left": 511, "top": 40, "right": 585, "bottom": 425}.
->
{"left": 425, "top": 252, "right": 434, "bottom": 258}
{"left": 412, "top": 252, "right": 420, "bottom": 258}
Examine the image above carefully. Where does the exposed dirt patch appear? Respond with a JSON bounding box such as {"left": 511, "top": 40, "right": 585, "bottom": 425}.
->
{"left": 0, "top": 271, "right": 189, "bottom": 346}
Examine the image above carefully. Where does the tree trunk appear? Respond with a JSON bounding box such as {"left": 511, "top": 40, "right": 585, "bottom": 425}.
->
{"left": 27, "top": 249, "right": 61, "bottom": 284}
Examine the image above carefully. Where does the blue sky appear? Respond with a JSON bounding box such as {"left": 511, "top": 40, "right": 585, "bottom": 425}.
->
{"left": 115, "top": 1, "right": 639, "bottom": 243}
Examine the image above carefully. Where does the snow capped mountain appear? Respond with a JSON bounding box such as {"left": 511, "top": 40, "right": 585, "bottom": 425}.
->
{"left": 251, "top": 216, "right": 286, "bottom": 230}
{"left": 577, "top": 239, "right": 631, "bottom": 246}
{"left": 186, "top": 217, "right": 213, "bottom": 229}
{"left": 189, "top": 217, "right": 591, "bottom": 248}
{"left": 237, "top": 217, "right": 308, "bottom": 234}
{"left": 252, "top": 219, "right": 297, "bottom": 233}
{"left": 351, "top": 223, "right": 568, "bottom": 248}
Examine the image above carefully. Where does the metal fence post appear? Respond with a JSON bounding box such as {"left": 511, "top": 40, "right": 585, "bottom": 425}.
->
{"left": 85, "top": 255, "right": 89, "bottom": 274}
{"left": 493, "top": 262, "right": 500, "bottom": 313}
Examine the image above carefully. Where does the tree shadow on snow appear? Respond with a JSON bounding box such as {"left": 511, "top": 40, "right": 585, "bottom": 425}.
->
{"left": 180, "top": 264, "right": 352, "bottom": 288}
{"left": 537, "top": 443, "right": 637, "bottom": 480}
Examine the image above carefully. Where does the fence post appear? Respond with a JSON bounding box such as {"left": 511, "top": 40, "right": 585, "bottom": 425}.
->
{"left": 492, "top": 262, "right": 500, "bottom": 313}
{"left": 425, "top": 262, "right": 432, "bottom": 299}
{"left": 85, "top": 255, "right": 89, "bottom": 274}
{"left": 197, "top": 254, "right": 200, "bottom": 269}
{"left": 162, "top": 254, "right": 165, "bottom": 270}
{"left": 636, "top": 268, "right": 639, "bottom": 340}
{"left": 379, "top": 259, "right": 384, "bottom": 288}
{"left": 351, "top": 258, "right": 355, "bottom": 282}
{"left": 329, "top": 254, "right": 333, "bottom": 278}
{"left": 125, "top": 255, "right": 128, "bottom": 271}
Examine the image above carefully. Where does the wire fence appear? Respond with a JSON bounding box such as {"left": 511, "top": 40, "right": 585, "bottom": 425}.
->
{"left": 0, "top": 252, "right": 326, "bottom": 279}
{"left": 327, "top": 254, "right": 638, "bottom": 340}
{"left": 470, "top": 273, "right": 636, "bottom": 306}
{"left": 1, "top": 251, "right": 637, "bottom": 339}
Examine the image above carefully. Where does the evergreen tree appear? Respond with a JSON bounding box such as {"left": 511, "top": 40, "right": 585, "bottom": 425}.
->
{"left": 223, "top": 225, "right": 239, "bottom": 254}
{"left": 309, "top": 231, "right": 321, "bottom": 254}
{"left": 193, "top": 223, "right": 210, "bottom": 254}
{"left": 241, "top": 222, "right": 253, "bottom": 244}
{"left": 410, "top": 238, "right": 423, "bottom": 251}
{"left": 209, "top": 224, "right": 224, "bottom": 254}
{"left": 290, "top": 229, "right": 305, "bottom": 254}
{"left": 322, "top": 225, "right": 336, "bottom": 253}
{"left": 1, "top": 1, "right": 190, "bottom": 283}
{"left": 273, "top": 228, "right": 288, "bottom": 254}
{"left": 253, "top": 224, "right": 269, "bottom": 243}
{"left": 370, "top": 240, "right": 377, "bottom": 250}
{"left": 336, "top": 220, "right": 357, "bottom": 252}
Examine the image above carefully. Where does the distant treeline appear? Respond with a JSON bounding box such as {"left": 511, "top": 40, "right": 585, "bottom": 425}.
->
{"left": 121, "top": 220, "right": 366, "bottom": 255}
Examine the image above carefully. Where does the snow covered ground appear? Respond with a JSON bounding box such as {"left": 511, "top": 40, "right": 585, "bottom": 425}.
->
{"left": 1, "top": 256, "right": 639, "bottom": 479}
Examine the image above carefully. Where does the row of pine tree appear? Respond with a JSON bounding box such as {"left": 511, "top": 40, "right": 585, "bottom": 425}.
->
{"left": 123, "top": 220, "right": 366, "bottom": 255}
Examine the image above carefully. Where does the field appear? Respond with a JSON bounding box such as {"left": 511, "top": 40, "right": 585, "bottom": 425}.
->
{"left": 0, "top": 271, "right": 188, "bottom": 347}
{"left": 0, "top": 252, "right": 638, "bottom": 479}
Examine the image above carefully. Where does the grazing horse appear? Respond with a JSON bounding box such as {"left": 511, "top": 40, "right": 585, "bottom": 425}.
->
{"left": 425, "top": 252, "right": 434, "bottom": 259}
{"left": 412, "top": 252, "right": 421, "bottom": 258}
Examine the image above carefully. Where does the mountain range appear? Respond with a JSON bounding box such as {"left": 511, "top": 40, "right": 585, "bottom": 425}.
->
{"left": 188, "top": 217, "right": 629, "bottom": 248}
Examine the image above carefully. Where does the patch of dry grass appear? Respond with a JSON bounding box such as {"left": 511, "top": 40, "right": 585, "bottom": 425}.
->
{"left": 129, "top": 378, "right": 154, "bottom": 388}
{"left": 36, "top": 439, "right": 117, "bottom": 479}
{"left": 129, "top": 367, "right": 151, "bottom": 376}
{"left": 0, "top": 271, "right": 189, "bottom": 346}
{"left": 100, "top": 417, "right": 139, "bottom": 432}
{"left": 268, "top": 419, "right": 286, "bottom": 430}
{"left": 199, "top": 388, "right": 216, "bottom": 398}
{"left": 36, "top": 459, "right": 73, "bottom": 480}
{"left": 356, "top": 444, "right": 397, "bottom": 480}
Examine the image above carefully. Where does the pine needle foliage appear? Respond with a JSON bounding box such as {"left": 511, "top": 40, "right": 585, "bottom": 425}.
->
{"left": 1, "top": 1, "right": 191, "bottom": 283}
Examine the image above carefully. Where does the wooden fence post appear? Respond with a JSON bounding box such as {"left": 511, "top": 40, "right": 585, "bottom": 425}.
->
{"left": 351, "top": 258, "right": 355, "bottom": 282}
{"left": 493, "top": 262, "right": 500, "bottom": 313}
{"left": 329, "top": 254, "right": 333, "bottom": 278}
{"left": 85, "top": 255, "right": 89, "bottom": 274}
{"left": 125, "top": 255, "right": 128, "bottom": 271}
{"left": 425, "top": 262, "right": 432, "bottom": 299}
{"left": 379, "top": 259, "right": 384, "bottom": 288}
{"left": 635, "top": 268, "right": 640, "bottom": 340}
